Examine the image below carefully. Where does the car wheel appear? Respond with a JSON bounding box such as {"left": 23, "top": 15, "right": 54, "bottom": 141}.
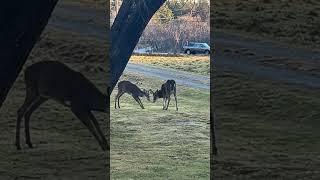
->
{"left": 205, "top": 50, "right": 210, "bottom": 55}
{"left": 186, "top": 49, "right": 191, "bottom": 55}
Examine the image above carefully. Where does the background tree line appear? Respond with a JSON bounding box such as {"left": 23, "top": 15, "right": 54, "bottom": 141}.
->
{"left": 111, "top": 0, "right": 210, "bottom": 53}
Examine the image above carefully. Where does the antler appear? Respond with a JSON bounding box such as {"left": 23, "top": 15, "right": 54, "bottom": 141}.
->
{"left": 148, "top": 89, "right": 154, "bottom": 95}
{"left": 141, "top": 88, "right": 147, "bottom": 94}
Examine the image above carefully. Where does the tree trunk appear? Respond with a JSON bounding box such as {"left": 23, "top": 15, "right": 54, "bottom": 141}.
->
{"left": 0, "top": 0, "right": 59, "bottom": 108}
{"left": 0, "top": 0, "right": 167, "bottom": 106}
{"left": 210, "top": 106, "right": 217, "bottom": 177}
{"left": 110, "top": 0, "right": 166, "bottom": 90}
{"left": 211, "top": 107, "right": 218, "bottom": 148}
{"left": 210, "top": 3, "right": 216, "bottom": 176}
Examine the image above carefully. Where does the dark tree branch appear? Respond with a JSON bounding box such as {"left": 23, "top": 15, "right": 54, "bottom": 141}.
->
{"left": 210, "top": 4, "right": 217, "bottom": 175}
{"left": 0, "top": 0, "right": 59, "bottom": 108}
{"left": 110, "top": 0, "right": 166, "bottom": 90}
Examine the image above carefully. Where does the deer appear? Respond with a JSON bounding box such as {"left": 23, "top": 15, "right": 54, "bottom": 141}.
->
{"left": 114, "top": 81, "right": 150, "bottom": 109}
{"left": 151, "top": 80, "right": 178, "bottom": 111}
{"left": 16, "top": 61, "right": 109, "bottom": 151}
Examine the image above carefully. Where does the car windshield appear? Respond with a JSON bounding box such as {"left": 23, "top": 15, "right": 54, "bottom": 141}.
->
{"left": 202, "top": 43, "right": 210, "bottom": 48}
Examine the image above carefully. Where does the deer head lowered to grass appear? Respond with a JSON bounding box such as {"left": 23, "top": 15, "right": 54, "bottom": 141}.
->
{"left": 114, "top": 80, "right": 151, "bottom": 109}
{"left": 16, "top": 61, "right": 109, "bottom": 151}
{"left": 150, "top": 79, "right": 178, "bottom": 111}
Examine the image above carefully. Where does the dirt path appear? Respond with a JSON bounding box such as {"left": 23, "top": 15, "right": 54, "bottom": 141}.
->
{"left": 49, "top": 3, "right": 320, "bottom": 89}
{"left": 213, "top": 31, "right": 320, "bottom": 89}
{"left": 214, "top": 53, "right": 320, "bottom": 88}
{"left": 126, "top": 63, "right": 209, "bottom": 90}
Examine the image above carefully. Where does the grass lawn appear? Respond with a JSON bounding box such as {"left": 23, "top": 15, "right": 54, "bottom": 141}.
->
{"left": 111, "top": 72, "right": 210, "bottom": 179}
{"left": 130, "top": 55, "right": 210, "bottom": 76}
{"left": 213, "top": 69, "right": 320, "bottom": 179}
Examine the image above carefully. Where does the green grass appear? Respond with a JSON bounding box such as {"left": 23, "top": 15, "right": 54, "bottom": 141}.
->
{"left": 213, "top": 69, "right": 320, "bottom": 179}
{"left": 111, "top": 73, "right": 210, "bottom": 179}
{"left": 130, "top": 55, "right": 210, "bottom": 76}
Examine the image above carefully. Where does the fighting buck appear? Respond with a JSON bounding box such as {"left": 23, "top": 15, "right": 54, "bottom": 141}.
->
{"left": 115, "top": 81, "right": 150, "bottom": 109}
{"left": 16, "top": 61, "right": 109, "bottom": 151}
{"left": 151, "top": 80, "right": 178, "bottom": 111}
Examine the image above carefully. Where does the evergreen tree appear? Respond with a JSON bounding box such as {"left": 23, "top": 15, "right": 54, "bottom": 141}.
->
{"left": 154, "top": 3, "right": 174, "bottom": 24}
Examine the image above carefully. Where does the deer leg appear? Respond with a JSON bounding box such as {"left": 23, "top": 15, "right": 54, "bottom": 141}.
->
{"left": 166, "top": 96, "right": 171, "bottom": 110}
{"left": 162, "top": 97, "right": 166, "bottom": 110}
{"left": 174, "top": 92, "right": 178, "bottom": 111}
{"left": 133, "top": 96, "right": 144, "bottom": 109}
{"left": 118, "top": 92, "right": 125, "bottom": 108}
{"left": 115, "top": 93, "right": 119, "bottom": 109}
{"left": 24, "top": 97, "right": 47, "bottom": 148}
{"left": 137, "top": 98, "right": 144, "bottom": 109}
{"left": 71, "top": 106, "right": 107, "bottom": 151}
{"left": 115, "top": 91, "right": 123, "bottom": 109}
{"left": 87, "top": 112, "right": 109, "bottom": 150}
{"left": 16, "top": 90, "right": 38, "bottom": 150}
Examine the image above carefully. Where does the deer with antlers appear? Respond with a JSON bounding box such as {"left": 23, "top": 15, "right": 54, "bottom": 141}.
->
{"left": 114, "top": 80, "right": 151, "bottom": 109}
{"left": 16, "top": 61, "right": 109, "bottom": 151}
{"left": 151, "top": 79, "right": 178, "bottom": 111}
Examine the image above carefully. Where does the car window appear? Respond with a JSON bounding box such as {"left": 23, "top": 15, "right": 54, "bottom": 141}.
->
{"left": 189, "top": 43, "right": 209, "bottom": 48}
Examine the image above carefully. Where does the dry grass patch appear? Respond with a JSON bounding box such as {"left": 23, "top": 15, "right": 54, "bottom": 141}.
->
{"left": 130, "top": 55, "right": 210, "bottom": 76}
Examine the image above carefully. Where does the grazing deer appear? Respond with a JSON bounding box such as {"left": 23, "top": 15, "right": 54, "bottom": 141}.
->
{"left": 115, "top": 81, "right": 150, "bottom": 109}
{"left": 16, "top": 61, "right": 109, "bottom": 151}
{"left": 151, "top": 80, "right": 178, "bottom": 111}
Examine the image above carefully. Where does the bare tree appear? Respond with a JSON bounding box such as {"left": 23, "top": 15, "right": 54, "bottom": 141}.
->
{"left": 173, "top": 21, "right": 182, "bottom": 54}
{"left": 137, "top": 16, "right": 209, "bottom": 53}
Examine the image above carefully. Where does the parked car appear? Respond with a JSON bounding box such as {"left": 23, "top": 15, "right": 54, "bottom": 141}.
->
{"left": 183, "top": 42, "right": 210, "bottom": 55}
{"left": 133, "top": 46, "right": 153, "bottom": 54}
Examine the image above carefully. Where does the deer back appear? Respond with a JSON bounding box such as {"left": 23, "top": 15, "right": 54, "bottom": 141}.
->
{"left": 118, "top": 81, "right": 145, "bottom": 96}
{"left": 25, "top": 61, "right": 107, "bottom": 112}
{"left": 163, "top": 80, "right": 176, "bottom": 92}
